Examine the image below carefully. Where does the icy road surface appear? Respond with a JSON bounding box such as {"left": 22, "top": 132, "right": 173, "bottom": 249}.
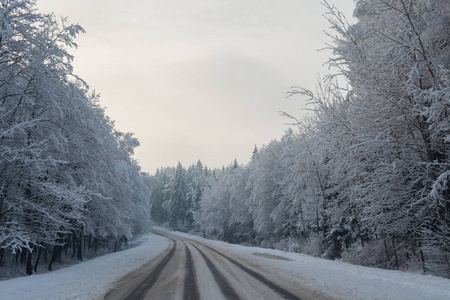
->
{"left": 105, "top": 229, "right": 323, "bottom": 300}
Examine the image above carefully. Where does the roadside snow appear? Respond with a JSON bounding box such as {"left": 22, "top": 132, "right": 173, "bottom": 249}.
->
{"left": 164, "top": 228, "right": 450, "bottom": 300}
{"left": 0, "top": 233, "right": 169, "bottom": 300}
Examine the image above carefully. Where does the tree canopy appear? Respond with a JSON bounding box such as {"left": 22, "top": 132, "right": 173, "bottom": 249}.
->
{"left": 0, "top": 0, "right": 151, "bottom": 276}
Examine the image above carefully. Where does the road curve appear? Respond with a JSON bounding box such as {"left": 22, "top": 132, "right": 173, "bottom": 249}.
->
{"left": 104, "top": 230, "right": 327, "bottom": 300}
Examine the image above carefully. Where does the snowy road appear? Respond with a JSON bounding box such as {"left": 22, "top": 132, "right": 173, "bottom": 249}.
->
{"left": 104, "top": 230, "right": 324, "bottom": 300}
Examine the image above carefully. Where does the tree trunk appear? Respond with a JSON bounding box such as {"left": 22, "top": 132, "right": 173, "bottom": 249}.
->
{"left": 34, "top": 247, "right": 42, "bottom": 273}
{"left": 48, "top": 245, "right": 61, "bottom": 271}
{"left": 355, "top": 211, "right": 364, "bottom": 247}
{"left": 72, "top": 234, "right": 77, "bottom": 259}
{"left": 20, "top": 249, "right": 26, "bottom": 265}
{"left": 391, "top": 239, "right": 399, "bottom": 270}
{"left": 383, "top": 238, "right": 390, "bottom": 267}
{"left": 417, "top": 238, "right": 427, "bottom": 273}
{"left": 0, "top": 248, "right": 4, "bottom": 268}
{"left": 64, "top": 234, "right": 71, "bottom": 256}
{"left": 420, "top": 248, "right": 426, "bottom": 273}
{"left": 26, "top": 249, "right": 33, "bottom": 275}
{"left": 77, "top": 234, "right": 82, "bottom": 261}
{"left": 94, "top": 237, "right": 98, "bottom": 253}
{"left": 42, "top": 246, "right": 48, "bottom": 263}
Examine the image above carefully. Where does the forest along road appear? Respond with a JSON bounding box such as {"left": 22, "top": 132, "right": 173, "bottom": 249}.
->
{"left": 104, "top": 230, "right": 331, "bottom": 300}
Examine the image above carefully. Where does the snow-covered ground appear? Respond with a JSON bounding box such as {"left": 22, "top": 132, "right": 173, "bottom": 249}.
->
{"left": 0, "top": 233, "right": 169, "bottom": 300}
{"left": 1, "top": 228, "right": 449, "bottom": 300}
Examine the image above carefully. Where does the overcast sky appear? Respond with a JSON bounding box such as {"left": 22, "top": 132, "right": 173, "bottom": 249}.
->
{"left": 37, "top": 0, "right": 355, "bottom": 174}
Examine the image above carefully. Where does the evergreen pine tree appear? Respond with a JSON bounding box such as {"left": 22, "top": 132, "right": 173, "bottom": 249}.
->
{"left": 169, "top": 162, "right": 188, "bottom": 231}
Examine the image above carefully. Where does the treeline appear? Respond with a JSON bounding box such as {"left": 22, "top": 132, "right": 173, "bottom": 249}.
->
{"left": 150, "top": 0, "right": 449, "bottom": 278}
{"left": 0, "top": 0, "right": 150, "bottom": 276}
{"left": 149, "top": 161, "right": 211, "bottom": 232}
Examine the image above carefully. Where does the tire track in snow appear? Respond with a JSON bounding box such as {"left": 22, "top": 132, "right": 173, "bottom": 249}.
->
{"left": 193, "top": 241, "right": 302, "bottom": 300}
{"left": 182, "top": 240, "right": 200, "bottom": 300}
{"left": 120, "top": 237, "right": 177, "bottom": 300}
{"left": 149, "top": 230, "right": 303, "bottom": 300}
{"left": 188, "top": 242, "right": 241, "bottom": 300}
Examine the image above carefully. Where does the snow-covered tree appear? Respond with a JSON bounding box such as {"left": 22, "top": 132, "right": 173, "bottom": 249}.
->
{"left": 169, "top": 162, "right": 189, "bottom": 231}
{"left": 148, "top": 0, "right": 449, "bottom": 278}
{"left": 0, "top": 0, "right": 152, "bottom": 275}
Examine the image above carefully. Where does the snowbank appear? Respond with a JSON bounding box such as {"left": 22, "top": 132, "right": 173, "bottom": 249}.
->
{"left": 0, "top": 233, "right": 169, "bottom": 300}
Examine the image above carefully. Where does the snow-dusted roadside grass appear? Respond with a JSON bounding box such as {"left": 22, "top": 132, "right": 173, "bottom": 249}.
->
{"left": 0, "top": 233, "right": 169, "bottom": 300}
{"left": 164, "top": 228, "right": 450, "bottom": 300}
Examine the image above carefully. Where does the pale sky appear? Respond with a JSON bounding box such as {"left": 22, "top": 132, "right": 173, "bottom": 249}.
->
{"left": 37, "top": 0, "right": 355, "bottom": 174}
